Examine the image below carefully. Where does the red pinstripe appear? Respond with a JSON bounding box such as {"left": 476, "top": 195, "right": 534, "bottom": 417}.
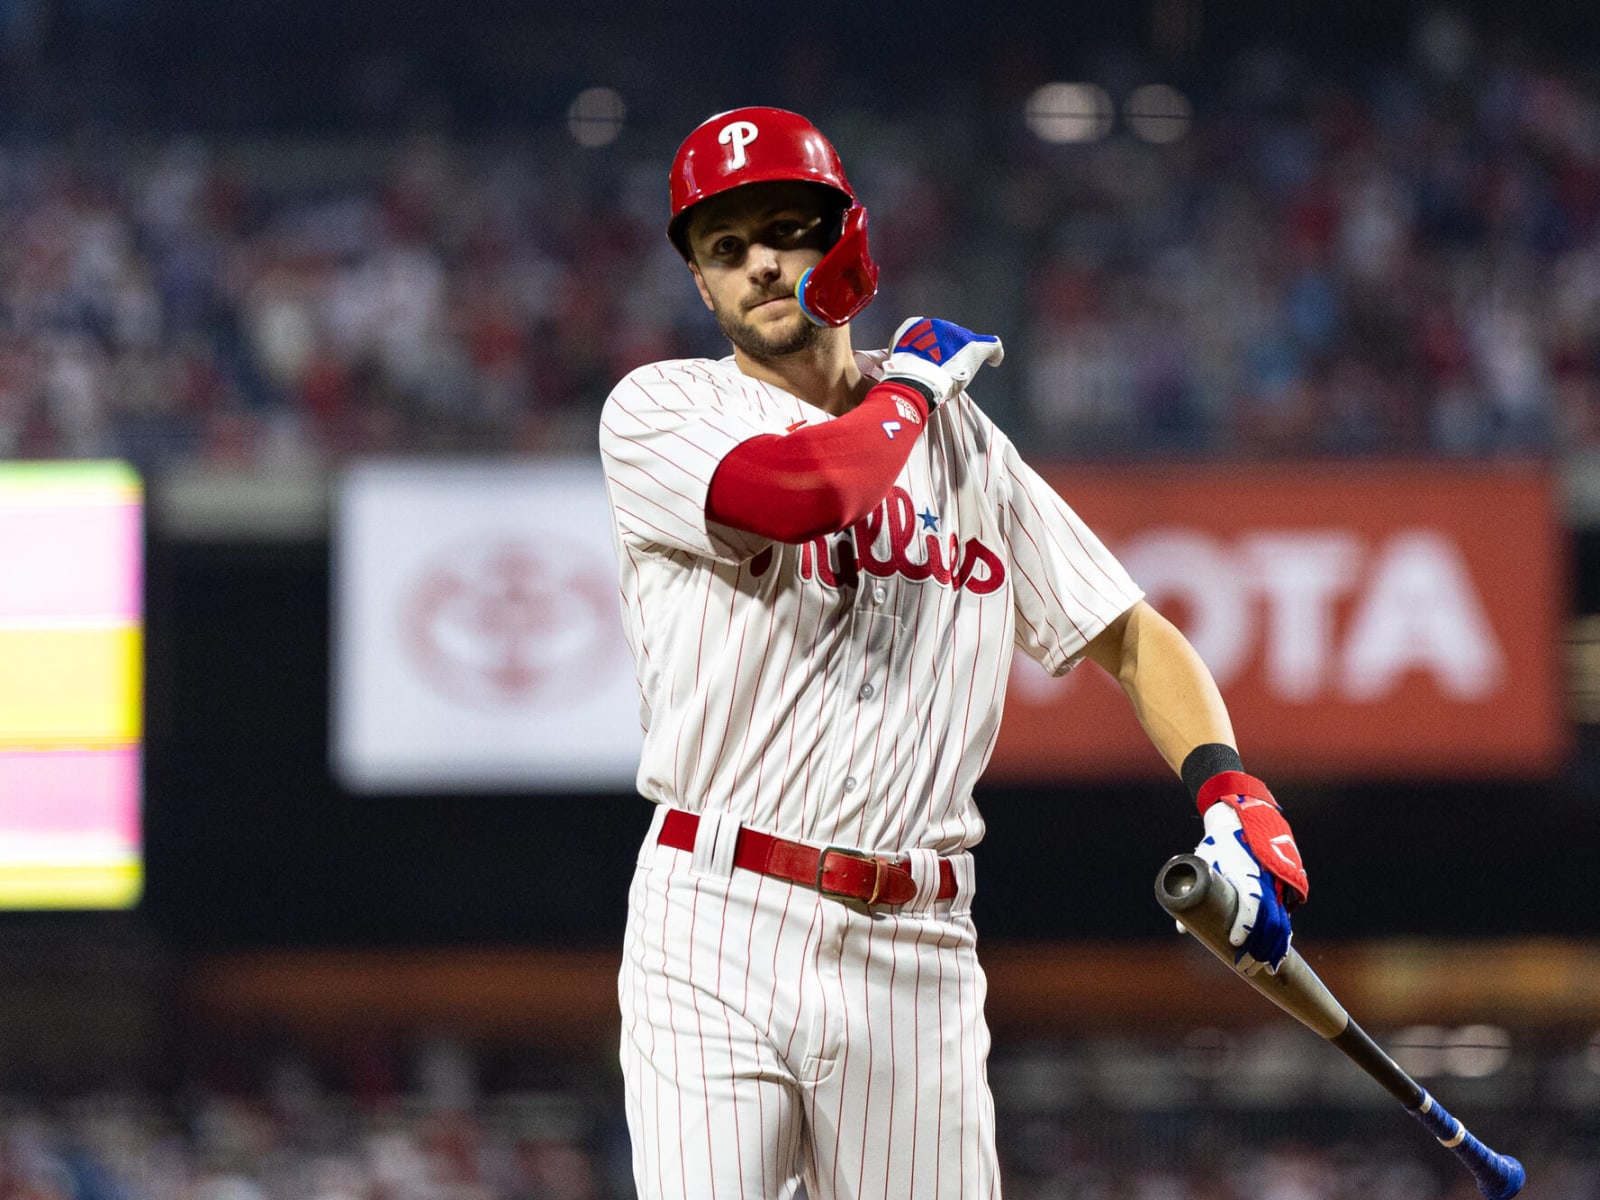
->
{"left": 603, "top": 412, "right": 720, "bottom": 485}
{"left": 684, "top": 878, "right": 719, "bottom": 1197}
{"left": 832, "top": 610, "right": 875, "bottom": 845}
{"left": 895, "top": 584, "right": 929, "bottom": 848}
{"left": 878, "top": 916, "right": 900, "bottom": 1200}
{"left": 862, "top": 605, "right": 902, "bottom": 846}
{"left": 762, "top": 596, "right": 803, "bottom": 827}
{"left": 608, "top": 497, "right": 697, "bottom": 549}
{"left": 908, "top": 920, "right": 925, "bottom": 1197}
{"left": 620, "top": 541, "right": 653, "bottom": 686}
{"left": 827, "top": 918, "right": 851, "bottom": 1200}
{"left": 796, "top": 591, "right": 834, "bottom": 837}
{"left": 780, "top": 900, "right": 823, "bottom": 1065}
{"left": 619, "top": 859, "right": 647, "bottom": 1189}
{"left": 661, "top": 854, "right": 683, "bottom": 1200}
{"left": 899, "top": 585, "right": 941, "bottom": 849}
{"left": 603, "top": 462, "right": 702, "bottom": 518}
{"left": 739, "top": 872, "right": 768, "bottom": 1194}
{"left": 933, "top": 919, "right": 948, "bottom": 1200}
{"left": 711, "top": 881, "right": 751, "bottom": 1196}
{"left": 1005, "top": 504, "right": 1090, "bottom": 651}
{"left": 1003, "top": 460, "right": 1132, "bottom": 598}
{"left": 730, "top": 561, "right": 773, "bottom": 787}
{"left": 952, "top": 920, "right": 970, "bottom": 1196}
{"left": 702, "top": 581, "right": 751, "bottom": 778}
{"left": 680, "top": 570, "right": 717, "bottom": 798}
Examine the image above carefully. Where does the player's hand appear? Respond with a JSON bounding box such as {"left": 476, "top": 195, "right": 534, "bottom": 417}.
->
{"left": 884, "top": 317, "right": 1004, "bottom": 409}
{"left": 1191, "top": 803, "right": 1291, "bottom": 975}
{"left": 1190, "top": 772, "right": 1308, "bottom": 976}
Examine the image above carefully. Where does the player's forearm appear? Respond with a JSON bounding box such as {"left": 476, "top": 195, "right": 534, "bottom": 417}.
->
{"left": 1087, "top": 600, "right": 1235, "bottom": 776}
{"left": 706, "top": 380, "right": 929, "bottom": 541}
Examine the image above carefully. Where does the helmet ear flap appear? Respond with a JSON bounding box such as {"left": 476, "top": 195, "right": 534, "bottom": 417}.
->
{"left": 796, "top": 204, "right": 880, "bottom": 328}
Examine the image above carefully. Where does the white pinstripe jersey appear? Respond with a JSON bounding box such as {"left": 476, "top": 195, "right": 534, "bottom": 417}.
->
{"left": 599, "top": 349, "right": 1143, "bottom": 856}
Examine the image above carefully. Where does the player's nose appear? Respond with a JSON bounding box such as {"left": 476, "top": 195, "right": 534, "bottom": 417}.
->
{"left": 745, "top": 242, "right": 782, "bottom": 280}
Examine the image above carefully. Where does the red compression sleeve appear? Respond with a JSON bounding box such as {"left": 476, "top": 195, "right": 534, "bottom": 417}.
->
{"left": 706, "top": 381, "right": 930, "bottom": 542}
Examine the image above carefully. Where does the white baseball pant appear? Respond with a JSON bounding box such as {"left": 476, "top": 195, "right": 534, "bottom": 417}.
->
{"left": 619, "top": 806, "right": 1000, "bottom": 1199}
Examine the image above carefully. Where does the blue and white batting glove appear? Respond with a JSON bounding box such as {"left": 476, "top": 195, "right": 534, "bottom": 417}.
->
{"left": 1193, "top": 803, "right": 1293, "bottom": 975}
{"left": 884, "top": 317, "right": 1004, "bottom": 409}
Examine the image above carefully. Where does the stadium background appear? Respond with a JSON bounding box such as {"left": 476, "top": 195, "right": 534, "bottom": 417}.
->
{"left": 2, "top": 0, "right": 1600, "bottom": 1195}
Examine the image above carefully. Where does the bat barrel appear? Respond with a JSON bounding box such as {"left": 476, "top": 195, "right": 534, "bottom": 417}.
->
{"left": 1155, "top": 855, "right": 1351, "bottom": 1039}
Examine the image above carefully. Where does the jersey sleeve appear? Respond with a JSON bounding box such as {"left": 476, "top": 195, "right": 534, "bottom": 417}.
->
{"left": 992, "top": 427, "right": 1144, "bottom": 675}
{"left": 599, "top": 360, "right": 789, "bottom": 562}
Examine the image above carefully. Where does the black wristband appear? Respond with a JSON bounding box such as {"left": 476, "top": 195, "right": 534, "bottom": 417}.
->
{"left": 1180, "top": 742, "right": 1244, "bottom": 804}
{"left": 881, "top": 373, "right": 939, "bottom": 410}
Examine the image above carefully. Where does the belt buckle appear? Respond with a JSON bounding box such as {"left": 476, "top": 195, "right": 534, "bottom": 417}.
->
{"left": 815, "top": 845, "right": 888, "bottom": 906}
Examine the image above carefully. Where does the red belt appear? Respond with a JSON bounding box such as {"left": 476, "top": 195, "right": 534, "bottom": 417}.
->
{"left": 658, "top": 809, "right": 958, "bottom": 907}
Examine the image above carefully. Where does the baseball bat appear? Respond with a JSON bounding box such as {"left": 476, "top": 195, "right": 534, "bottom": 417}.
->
{"left": 1154, "top": 854, "right": 1525, "bottom": 1200}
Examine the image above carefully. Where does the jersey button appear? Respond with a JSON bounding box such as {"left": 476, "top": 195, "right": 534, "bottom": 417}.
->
{"left": 872, "top": 586, "right": 887, "bottom": 603}
{"left": 843, "top": 776, "right": 857, "bottom": 791}
{"left": 858, "top": 683, "right": 874, "bottom": 700}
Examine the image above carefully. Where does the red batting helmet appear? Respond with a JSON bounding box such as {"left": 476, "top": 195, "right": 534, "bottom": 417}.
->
{"left": 666, "top": 106, "right": 879, "bottom": 327}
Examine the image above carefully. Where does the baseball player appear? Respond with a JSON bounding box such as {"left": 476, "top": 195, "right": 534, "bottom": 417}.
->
{"left": 598, "top": 107, "right": 1309, "bottom": 1199}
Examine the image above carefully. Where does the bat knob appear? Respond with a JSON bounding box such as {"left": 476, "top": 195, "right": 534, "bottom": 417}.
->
{"left": 1155, "top": 854, "right": 1213, "bottom": 914}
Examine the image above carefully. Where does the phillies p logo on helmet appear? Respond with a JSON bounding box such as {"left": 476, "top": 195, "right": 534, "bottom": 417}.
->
{"left": 718, "top": 120, "right": 759, "bottom": 169}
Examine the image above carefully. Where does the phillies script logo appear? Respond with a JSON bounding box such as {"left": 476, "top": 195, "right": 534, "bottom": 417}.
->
{"left": 402, "top": 535, "right": 618, "bottom": 709}
{"left": 751, "top": 486, "right": 1006, "bottom": 593}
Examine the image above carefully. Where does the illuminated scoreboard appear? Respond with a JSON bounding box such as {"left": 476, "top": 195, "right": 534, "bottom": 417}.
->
{"left": 0, "top": 462, "right": 142, "bottom": 908}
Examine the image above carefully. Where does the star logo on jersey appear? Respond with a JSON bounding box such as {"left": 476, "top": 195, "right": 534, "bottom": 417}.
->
{"left": 919, "top": 508, "right": 939, "bottom": 531}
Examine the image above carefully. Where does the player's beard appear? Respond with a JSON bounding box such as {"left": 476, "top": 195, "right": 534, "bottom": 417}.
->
{"left": 713, "top": 295, "right": 824, "bottom": 362}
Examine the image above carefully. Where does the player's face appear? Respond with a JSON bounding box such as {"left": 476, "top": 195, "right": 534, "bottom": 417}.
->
{"left": 685, "top": 182, "right": 837, "bottom": 361}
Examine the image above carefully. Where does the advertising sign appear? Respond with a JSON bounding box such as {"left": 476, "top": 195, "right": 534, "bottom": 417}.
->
{"left": 333, "top": 460, "right": 642, "bottom": 791}
{"left": 0, "top": 461, "right": 142, "bottom": 908}
{"left": 992, "top": 463, "right": 1564, "bottom": 779}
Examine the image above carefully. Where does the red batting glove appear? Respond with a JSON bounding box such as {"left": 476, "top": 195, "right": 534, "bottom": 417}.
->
{"left": 1195, "top": 771, "right": 1308, "bottom": 908}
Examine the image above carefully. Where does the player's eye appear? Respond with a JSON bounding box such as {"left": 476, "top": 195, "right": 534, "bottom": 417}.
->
{"left": 771, "top": 215, "right": 821, "bottom": 245}
{"left": 709, "top": 235, "right": 743, "bottom": 260}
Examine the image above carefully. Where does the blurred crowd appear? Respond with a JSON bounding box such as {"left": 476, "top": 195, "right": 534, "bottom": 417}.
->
{"left": 2, "top": 14, "right": 1600, "bottom": 467}
{"left": 0, "top": 1030, "right": 1592, "bottom": 1200}
{"left": 0, "top": 1084, "right": 1590, "bottom": 1200}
